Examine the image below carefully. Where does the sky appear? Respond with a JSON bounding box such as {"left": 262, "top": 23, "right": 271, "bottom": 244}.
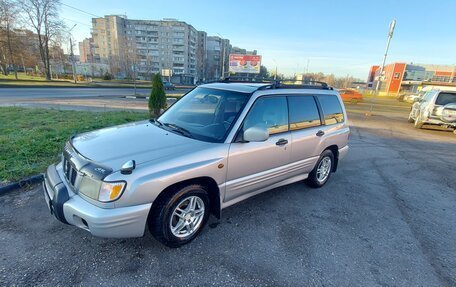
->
{"left": 60, "top": 0, "right": 456, "bottom": 80}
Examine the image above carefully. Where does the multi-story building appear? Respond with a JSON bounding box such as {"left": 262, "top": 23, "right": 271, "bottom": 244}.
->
{"left": 368, "top": 63, "right": 456, "bottom": 95}
{"left": 196, "top": 31, "right": 207, "bottom": 83}
{"left": 205, "top": 36, "right": 231, "bottom": 81}
{"left": 230, "top": 46, "right": 257, "bottom": 56}
{"left": 90, "top": 15, "right": 204, "bottom": 84}
{"left": 78, "top": 38, "right": 94, "bottom": 63}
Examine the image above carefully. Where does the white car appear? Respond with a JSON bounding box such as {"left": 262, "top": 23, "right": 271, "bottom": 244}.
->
{"left": 408, "top": 89, "right": 456, "bottom": 132}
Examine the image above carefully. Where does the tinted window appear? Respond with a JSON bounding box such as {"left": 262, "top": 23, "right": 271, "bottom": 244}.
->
{"left": 244, "top": 97, "right": 288, "bottom": 135}
{"left": 288, "top": 96, "right": 321, "bottom": 130}
{"left": 435, "top": 92, "right": 456, "bottom": 106}
{"left": 317, "top": 95, "right": 344, "bottom": 125}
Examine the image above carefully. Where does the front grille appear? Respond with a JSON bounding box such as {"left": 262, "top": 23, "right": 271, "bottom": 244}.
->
{"left": 63, "top": 157, "right": 78, "bottom": 187}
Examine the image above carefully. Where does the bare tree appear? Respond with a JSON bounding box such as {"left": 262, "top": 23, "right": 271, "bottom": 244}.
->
{"left": 0, "top": 0, "right": 20, "bottom": 78}
{"left": 19, "top": 0, "right": 63, "bottom": 80}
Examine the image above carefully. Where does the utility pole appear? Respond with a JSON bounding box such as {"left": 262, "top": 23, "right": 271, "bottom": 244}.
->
{"left": 68, "top": 24, "right": 77, "bottom": 84}
{"left": 368, "top": 19, "right": 396, "bottom": 116}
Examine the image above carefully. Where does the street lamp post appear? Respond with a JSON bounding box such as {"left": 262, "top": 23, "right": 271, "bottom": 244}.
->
{"left": 272, "top": 59, "right": 278, "bottom": 80}
{"left": 368, "top": 20, "right": 396, "bottom": 115}
{"left": 68, "top": 24, "right": 77, "bottom": 84}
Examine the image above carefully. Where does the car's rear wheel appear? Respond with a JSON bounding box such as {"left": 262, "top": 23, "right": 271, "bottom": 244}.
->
{"left": 148, "top": 184, "right": 210, "bottom": 248}
{"left": 305, "top": 150, "right": 334, "bottom": 188}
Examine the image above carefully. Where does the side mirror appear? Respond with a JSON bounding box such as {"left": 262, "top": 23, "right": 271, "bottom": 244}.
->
{"left": 243, "top": 126, "right": 269, "bottom": 142}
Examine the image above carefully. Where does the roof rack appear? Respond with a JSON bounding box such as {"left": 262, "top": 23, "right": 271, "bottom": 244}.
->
{"left": 216, "top": 77, "right": 333, "bottom": 90}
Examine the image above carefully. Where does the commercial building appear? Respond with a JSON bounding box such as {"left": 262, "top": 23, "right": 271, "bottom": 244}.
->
{"left": 368, "top": 63, "right": 456, "bottom": 95}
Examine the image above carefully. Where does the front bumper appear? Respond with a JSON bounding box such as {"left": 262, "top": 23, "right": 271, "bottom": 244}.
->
{"left": 43, "top": 164, "right": 151, "bottom": 238}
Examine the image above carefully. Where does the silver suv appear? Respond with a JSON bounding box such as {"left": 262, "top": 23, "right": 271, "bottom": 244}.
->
{"left": 408, "top": 89, "right": 456, "bottom": 131}
{"left": 43, "top": 81, "right": 350, "bottom": 247}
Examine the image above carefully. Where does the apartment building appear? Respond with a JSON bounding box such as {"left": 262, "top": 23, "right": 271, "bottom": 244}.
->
{"left": 78, "top": 38, "right": 93, "bottom": 63}
{"left": 91, "top": 15, "right": 203, "bottom": 84}
{"left": 205, "top": 36, "right": 231, "bottom": 81}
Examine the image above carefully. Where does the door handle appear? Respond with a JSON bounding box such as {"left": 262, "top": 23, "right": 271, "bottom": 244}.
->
{"left": 276, "top": 138, "right": 288, "bottom": 146}
{"left": 316, "top": 130, "right": 325, "bottom": 137}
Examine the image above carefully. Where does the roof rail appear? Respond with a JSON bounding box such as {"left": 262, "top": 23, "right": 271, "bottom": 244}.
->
{"left": 208, "top": 77, "right": 333, "bottom": 90}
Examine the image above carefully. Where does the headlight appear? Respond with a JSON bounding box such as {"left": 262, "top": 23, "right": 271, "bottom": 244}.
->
{"left": 98, "top": 181, "right": 126, "bottom": 202}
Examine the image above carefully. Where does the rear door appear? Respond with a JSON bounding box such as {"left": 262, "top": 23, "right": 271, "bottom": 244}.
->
{"left": 287, "top": 95, "right": 325, "bottom": 174}
{"left": 315, "top": 94, "right": 348, "bottom": 151}
{"left": 225, "top": 96, "right": 291, "bottom": 202}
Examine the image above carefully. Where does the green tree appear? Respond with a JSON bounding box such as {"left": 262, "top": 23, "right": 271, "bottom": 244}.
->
{"left": 258, "top": 65, "right": 269, "bottom": 78}
{"left": 149, "top": 73, "right": 166, "bottom": 117}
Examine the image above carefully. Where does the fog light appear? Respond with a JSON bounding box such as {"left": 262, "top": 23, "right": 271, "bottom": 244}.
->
{"left": 98, "top": 181, "right": 126, "bottom": 202}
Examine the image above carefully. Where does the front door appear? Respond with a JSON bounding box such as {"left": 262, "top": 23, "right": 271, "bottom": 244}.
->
{"left": 225, "top": 96, "right": 291, "bottom": 202}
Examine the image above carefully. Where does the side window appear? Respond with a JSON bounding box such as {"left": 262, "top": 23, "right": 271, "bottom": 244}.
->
{"left": 288, "top": 96, "right": 321, "bottom": 130}
{"left": 435, "top": 92, "right": 456, "bottom": 106}
{"left": 317, "top": 95, "right": 345, "bottom": 125}
{"left": 243, "top": 97, "right": 288, "bottom": 135}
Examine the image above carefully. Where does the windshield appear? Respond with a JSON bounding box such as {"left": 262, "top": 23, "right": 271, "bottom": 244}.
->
{"left": 158, "top": 87, "right": 251, "bottom": 143}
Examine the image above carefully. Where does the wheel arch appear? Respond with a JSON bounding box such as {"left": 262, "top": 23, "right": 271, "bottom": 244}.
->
{"left": 324, "top": 145, "right": 339, "bottom": 172}
{"left": 150, "top": 176, "right": 221, "bottom": 220}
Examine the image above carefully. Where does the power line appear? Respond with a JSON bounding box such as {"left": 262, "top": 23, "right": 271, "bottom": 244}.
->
{"left": 61, "top": 17, "right": 92, "bottom": 28}
{"left": 61, "top": 2, "right": 101, "bottom": 18}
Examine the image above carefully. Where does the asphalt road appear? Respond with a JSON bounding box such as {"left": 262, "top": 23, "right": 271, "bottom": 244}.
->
{"left": 0, "top": 87, "right": 189, "bottom": 104}
{"left": 1, "top": 103, "right": 455, "bottom": 286}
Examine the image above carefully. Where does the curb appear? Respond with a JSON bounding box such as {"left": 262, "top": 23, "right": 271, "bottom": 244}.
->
{"left": 0, "top": 174, "right": 44, "bottom": 196}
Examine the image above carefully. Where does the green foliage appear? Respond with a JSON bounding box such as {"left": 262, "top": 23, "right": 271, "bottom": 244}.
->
{"left": 0, "top": 107, "right": 147, "bottom": 183}
{"left": 149, "top": 73, "right": 167, "bottom": 117}
{"left": 103, "top": 72, "right": 114, "bottom": 80}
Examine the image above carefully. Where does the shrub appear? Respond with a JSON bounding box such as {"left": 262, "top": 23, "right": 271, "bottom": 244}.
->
{"left": 149, "top": 73, "right": 167, "bottom": 117}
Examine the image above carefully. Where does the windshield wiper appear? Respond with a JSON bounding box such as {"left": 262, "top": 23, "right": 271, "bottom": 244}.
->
{"left": 163, "top": 123, "right": 193, "bottom": 138}
{"left": 150, "top": 118, "right": 163, "bottom": 127}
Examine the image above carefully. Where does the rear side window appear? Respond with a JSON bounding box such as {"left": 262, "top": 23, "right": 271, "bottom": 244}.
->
{"left": 288, "top": 96, "right": 321, "bottom": 130}
{"left": 435, "top": 92, "right": 456, "bottom": 106}
{"left": 317, "top": 95, "right": 344, "bottom": 125}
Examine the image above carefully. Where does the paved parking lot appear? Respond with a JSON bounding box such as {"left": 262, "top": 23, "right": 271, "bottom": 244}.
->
{"left": 1, "top": 100, "right": 455, "bottom": 286}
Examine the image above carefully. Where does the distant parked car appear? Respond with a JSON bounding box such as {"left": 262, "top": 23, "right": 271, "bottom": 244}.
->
{"left": 396, "top": 93, "right": 407, "bottom": 102}
{"left": 338, "top": 89, "right": 363, "bottom": 103}
{"left": 408, "top": 89, "right": 456, "bottom": 131}
{"left": 163, "top": 81, "right": 175, "bottom": 90}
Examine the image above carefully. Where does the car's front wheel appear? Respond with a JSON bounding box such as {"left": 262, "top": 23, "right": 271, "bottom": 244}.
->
{"left": 305, "top": 150, "right": 334, "bottom": 188}
{"left": 148, "top": 184, "right": 210, "bottom": 247}
{"left": 407, "top": 111, "right": 415, "bottom": 123}
{"left": 414, "top": 113, "right": 424, "bottom": 129}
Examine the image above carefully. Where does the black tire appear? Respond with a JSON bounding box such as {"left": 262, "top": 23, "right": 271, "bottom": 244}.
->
{"left": 148, "top": 184, "right": 210, "bottom": 248}
{"left": 414, "top": 114, "right": 424, "bottom": 129}
{"left": 305, "top": 150, "right": 335, "bottom": 188}
{"left": 407, "top": 112, "right": 414, "bottom": 123}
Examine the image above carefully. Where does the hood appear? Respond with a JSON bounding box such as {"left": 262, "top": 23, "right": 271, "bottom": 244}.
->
{"left": 71, "top": 120, "right": 212, "bottom": 171}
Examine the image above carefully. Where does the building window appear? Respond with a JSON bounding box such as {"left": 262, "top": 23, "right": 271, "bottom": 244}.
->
{"left": 394, "top": 72, "right": 400, "bottom": 79}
